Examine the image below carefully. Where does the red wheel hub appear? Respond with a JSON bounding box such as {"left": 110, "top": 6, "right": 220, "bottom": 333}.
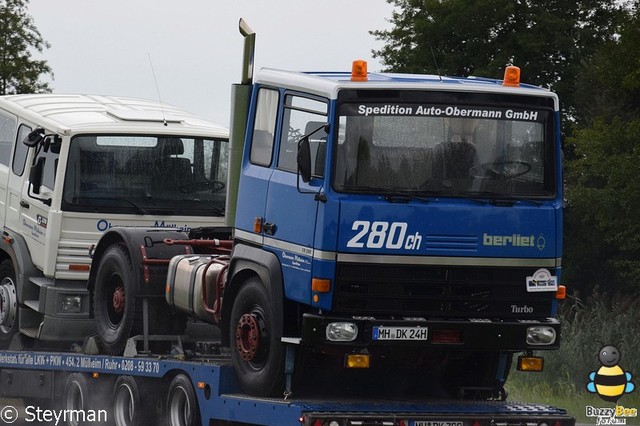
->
{"left": 112, "top": 286, "right": 125, "bottom": 314}
{"left": 235, "top": 313, "right": 260, "bottom": 361}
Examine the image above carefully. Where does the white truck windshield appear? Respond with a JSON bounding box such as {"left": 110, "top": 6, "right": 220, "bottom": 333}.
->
{"left": 62, "top": 135, "right": 228, "bottom": 215}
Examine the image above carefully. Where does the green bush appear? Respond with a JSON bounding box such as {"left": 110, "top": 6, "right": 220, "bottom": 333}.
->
{"left": 506, "top": 293, "right": 640, "bottom": 422}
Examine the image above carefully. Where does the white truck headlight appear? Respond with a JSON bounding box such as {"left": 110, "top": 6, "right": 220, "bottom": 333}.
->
{"left": 526, "top": 326, "right": 557, "bottom": 345}
{"left": 326, "top": 322, "right": 358, "bottom": 342}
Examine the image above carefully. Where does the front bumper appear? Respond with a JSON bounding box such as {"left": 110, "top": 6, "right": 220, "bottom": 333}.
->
{"left": 301, "top": 313, "right": 560, "bottom": 352}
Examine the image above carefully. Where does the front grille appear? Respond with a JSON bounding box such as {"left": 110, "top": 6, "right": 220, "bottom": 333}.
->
{"left": 334, "top": 263, "right": 554, "bottom": 318}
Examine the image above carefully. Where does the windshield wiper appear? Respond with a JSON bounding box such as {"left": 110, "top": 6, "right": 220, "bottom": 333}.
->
{"left": 339, "top": 185, "right": 433, "bottom": 203}
{"left": 384, "top": 193, "right": 432, "bottom": 203}
{"left": 464, "top": 192, "right": 544, "bottom": 207}
{"left": 82, "top": 197, "right": 148, "bottom": 215}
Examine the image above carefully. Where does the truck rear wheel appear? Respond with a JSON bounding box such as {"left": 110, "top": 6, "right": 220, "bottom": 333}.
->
{"left": 94, "top": 245, "right": 137, "bottom": 355}
{"left": 166, "top": 374, "right": 200, "bottom": 426}
{"left": 61, "top": 372, "right": 113, "bottom": 426}
{"left": 112, "top": 375, "right": 149, "bottom": 426}
{"left": 0, "top": 259, "right": 18, "bottom": 349}
{"left": 229, "top": 277, "right": 285, "bottom": 396}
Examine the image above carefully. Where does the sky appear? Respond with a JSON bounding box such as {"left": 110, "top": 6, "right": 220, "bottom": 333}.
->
{"left": 27, "top": 1, "right": 395, "bottom": 127}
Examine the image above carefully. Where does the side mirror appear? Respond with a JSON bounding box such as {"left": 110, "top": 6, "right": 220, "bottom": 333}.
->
{"left": 297, "top": 137, "right": 312, "bottom": 183}
{"left": 29, "top": 157, "right": 45, "bottom": 195}
{"left": 24, "top": 128, "right": 45, "bottom": 147}
{"left": 44, "top": 135, "right": 62, "bottom": 154}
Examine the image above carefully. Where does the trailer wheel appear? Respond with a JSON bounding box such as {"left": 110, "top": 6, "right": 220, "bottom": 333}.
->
{"left": 61, "top": 372, "right": 113, "bottom": 426}
{"left": 229, "top": 277, "right": 285, "bottom": 396}
{"left": 0, "top": 260, "right": 18, "bottom": 349}
{"left": 62, "top": 373, "right": 91, "bottom": 426}
{"left": 94, "top": 245, "right": 137, "bottom": 355}
{"left": 166, "top": 374, "right": 200, "bottom": 426}
{"left": 112, "top": 376, "right": 148, "bottom": 426}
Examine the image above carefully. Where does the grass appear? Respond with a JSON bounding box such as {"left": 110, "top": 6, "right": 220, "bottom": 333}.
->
{"left": 504, "top": 293, "right": 640, "bottom": 425}
{"left": 506, "top": 371, "right": 639, "bottom": 424}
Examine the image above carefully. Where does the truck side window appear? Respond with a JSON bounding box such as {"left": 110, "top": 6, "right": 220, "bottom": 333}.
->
{"left": 32, "top": 134, "right": 60, "bottom": 191}
{"left": 278, "top": 95, "right": 328, "bottom": 174}
{"left": 12, "top": 124, "right": 31, "bottom": 176}
{"left": 250, "top": 88, "right": 278, "bottom": 167}
{"left": 0, "top": 113, "right": 17, "bottom": 166}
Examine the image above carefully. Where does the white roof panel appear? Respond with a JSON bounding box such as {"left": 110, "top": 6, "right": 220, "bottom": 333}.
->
{"left": 0, "top": 94, "right": 228, "bottom": 137}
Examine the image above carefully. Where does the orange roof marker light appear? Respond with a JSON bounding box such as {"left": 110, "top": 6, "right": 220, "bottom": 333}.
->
{"left": 503, "top": 65, "right": 521, "bottom": 87}
{"left": 351, "top": 60, "right": 368, "bottom": 82}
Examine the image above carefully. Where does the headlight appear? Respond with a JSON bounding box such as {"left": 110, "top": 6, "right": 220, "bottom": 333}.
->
{"left": 526, "top": 326, "right": 557, "bottom": 345}
{"left": 326, "top": 322, "right": 358, "bottom": 342}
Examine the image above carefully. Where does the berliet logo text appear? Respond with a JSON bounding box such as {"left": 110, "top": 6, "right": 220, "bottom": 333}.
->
{"left": 483, "top": 233, "right": 546, "bottom": 251}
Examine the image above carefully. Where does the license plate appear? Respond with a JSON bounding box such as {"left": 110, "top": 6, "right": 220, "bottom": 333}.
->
{"left": 413, "top": 421, "right": 463, "bottom": 426}
{"left": 372, "top": 326, "right": 428, "bottom": 341}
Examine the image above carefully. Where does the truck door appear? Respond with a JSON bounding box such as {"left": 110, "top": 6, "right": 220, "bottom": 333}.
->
{"left": 234, "top": 88, "right": 278, "bottom": 237}
{"left": 5, "top": 124, "right": 32, "bottom": 235}
{"left": 264, "top": 94, "right": 328, "bottom": 304}
{"left": 7, "top": 125, "right": 60, "bottom": 272}
{"left": 0, "top": 112, "right": 18, "bottom": 228}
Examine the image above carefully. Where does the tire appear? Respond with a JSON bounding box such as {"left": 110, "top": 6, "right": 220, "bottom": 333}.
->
{"left": 0, "top": 259, "right": 18, "bottom": 349}
{"left": 62, "top": 373, "right": 90, "bottom": 426}
{"left": 60, "top": 372, "right": 113, "bottom": 426}
{"left": 112, "top": 376, "right": 148, "bottom": 426}
{"left": 166, "top": 374, "right": 200, "bottom": 426}
{"left": 94, "top": 245, "right": 137, "bottom": 355}
{"left": 229, "top": 277, "right": 285, "bottom": 396}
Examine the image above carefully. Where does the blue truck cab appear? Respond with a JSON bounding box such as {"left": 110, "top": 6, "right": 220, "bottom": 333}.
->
{"left": 225, "top": 52, "right": 563, "bottom": 396}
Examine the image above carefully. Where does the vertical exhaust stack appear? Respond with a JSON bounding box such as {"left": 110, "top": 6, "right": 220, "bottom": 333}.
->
{"left": 225, "top": 18, "right": 255, "bottom": 226}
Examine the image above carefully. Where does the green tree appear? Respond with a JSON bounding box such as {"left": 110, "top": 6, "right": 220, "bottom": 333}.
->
{"left": 564, "top": 2, "right": 640, "bottom": 298}
{"left": 0, "top": 0, "right": 52, "bottom": 94}
{"left": 371, "top": 0, "right": 623, "bottom": 120}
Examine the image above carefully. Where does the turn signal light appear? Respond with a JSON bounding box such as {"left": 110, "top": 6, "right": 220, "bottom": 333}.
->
{"left": 503, "top": 65, "right": 521, "bottom": 87}
{"left": 555, "top": 285, "right": 566, "bottom": 300}
{"left": 517, "top": 355, "right": 544, "bottom": 372}
{"left": 311, "top": 278, "right": 331, "bottom": 293}
{"left": 346, "top": 354, "right": 370, "bottom": 368}
{"left": 351, "top": 60, "right": 368, "bottom": 82}
{"left": 253, "top": 217, "right": 263, "bottom": 233}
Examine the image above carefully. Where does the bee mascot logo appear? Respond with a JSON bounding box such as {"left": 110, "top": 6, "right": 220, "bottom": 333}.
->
{"left": 587, "top": 345, "right": 635, "bottom": 403}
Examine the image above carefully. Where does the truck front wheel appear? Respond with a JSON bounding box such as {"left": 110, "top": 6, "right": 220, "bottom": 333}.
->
{"left": 0, "top": 260, "right": 18, "bottom": 349}
{"left": 229, "top": 277, "right": 285, "bottom": 396}
{"left": 94, "top": 245, "right": 137, "bottom": 355}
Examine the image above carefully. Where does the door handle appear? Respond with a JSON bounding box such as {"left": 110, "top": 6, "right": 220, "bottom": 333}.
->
{"left": 19, "top": 201, "right": 30, "bottom": 209}
{"left": 263, "top": 222, "right": 277, "bottom": 236}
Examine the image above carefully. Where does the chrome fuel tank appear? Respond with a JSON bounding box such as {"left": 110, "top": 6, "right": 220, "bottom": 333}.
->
{"left": 166, "top": 254, "right": 226, "bottom": 323}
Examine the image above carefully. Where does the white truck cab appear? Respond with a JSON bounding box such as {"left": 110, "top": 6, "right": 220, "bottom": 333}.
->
{"left": 0, "top": 94, "right": 228, "bottom": 347}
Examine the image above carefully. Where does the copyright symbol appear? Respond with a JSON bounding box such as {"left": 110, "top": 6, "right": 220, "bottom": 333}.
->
{"left": 0, "top": 406, "right": 18, "bottom": 423}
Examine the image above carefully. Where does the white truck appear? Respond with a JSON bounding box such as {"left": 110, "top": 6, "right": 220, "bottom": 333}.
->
{"left": 0, "top": 94, "right": 229, "bottom": 350}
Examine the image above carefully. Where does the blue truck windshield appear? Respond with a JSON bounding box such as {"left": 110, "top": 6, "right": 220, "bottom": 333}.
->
{"left": 62, "top": 135, "right": 228, "bottom": 215}
{"left": 334, "top": 102, "right": 555, "bottom": 198}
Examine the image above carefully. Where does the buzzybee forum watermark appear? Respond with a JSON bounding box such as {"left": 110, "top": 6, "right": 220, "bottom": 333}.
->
{"left": 1, "top": 405, "right": 107, "bottom": 424}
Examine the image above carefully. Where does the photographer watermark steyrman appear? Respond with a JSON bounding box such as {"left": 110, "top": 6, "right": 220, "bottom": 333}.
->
{"left": 1, "top": 405, "right": 107, "bottom": 425}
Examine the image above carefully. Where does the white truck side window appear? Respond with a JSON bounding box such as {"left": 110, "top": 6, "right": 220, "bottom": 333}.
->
{"left": 0, "top": 113, "right": 16, "bottom": 166}
{"left": 12, "top": 124, "right": 31, "bottom": 176}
